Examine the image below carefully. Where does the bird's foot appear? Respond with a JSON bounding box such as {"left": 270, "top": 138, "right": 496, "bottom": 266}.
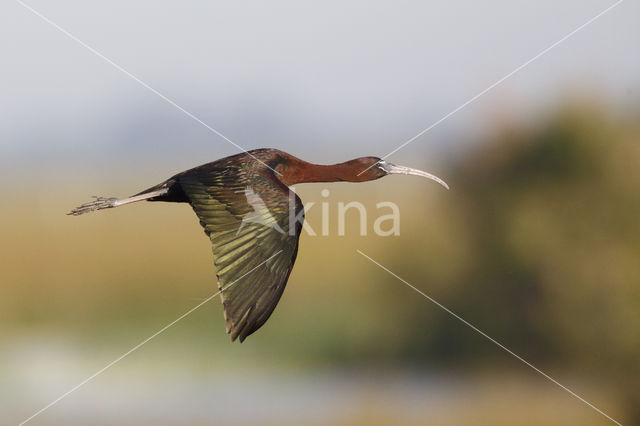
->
{"left": 67, "top": 196, "right": 119, "bottom": 216}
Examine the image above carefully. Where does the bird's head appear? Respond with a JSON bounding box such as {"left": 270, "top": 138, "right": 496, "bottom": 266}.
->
{"left": 353, "top": 157, "right": 449, "bottom": 189}
{"left": 273, "top": 152, "right": 449, "bottom": 188}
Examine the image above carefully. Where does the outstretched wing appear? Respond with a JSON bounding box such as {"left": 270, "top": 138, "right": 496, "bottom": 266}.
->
{"left": 178, "top": 163, "right": 303, "bottom": 342}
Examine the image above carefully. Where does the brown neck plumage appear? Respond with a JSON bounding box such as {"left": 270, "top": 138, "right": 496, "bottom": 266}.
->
{"left": 276, "top": 156, "right": 377, "bottom": 186}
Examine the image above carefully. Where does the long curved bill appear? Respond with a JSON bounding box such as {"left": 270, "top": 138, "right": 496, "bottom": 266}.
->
{"left": 380, "top": 161, "right": 449, "bottom": 190}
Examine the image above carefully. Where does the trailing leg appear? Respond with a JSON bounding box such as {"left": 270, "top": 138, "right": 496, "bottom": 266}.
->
{"left": 68, "top": 189, "right": 169, "bottom": 216}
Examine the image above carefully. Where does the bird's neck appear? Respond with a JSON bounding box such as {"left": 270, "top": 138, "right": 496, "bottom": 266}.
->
{"left": 277, "top": 158, "right": 369, "bottom": 186}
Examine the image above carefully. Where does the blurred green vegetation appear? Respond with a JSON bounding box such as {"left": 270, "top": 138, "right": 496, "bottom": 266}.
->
{"left": 1, "top": 98, "right": 638, "bottom": 423}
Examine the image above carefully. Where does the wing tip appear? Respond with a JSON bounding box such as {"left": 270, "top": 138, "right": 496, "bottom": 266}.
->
{"left": 228, "top": 326, "right": 248, "bottom": 343}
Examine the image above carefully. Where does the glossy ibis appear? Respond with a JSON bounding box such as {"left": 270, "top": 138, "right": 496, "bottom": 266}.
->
{"left": 69, "top": 148, "right": 448, "bottom": 342}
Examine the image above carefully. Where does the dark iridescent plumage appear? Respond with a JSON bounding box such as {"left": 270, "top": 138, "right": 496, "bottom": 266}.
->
{"left": 69, "top": 148, "right": 448, "bottom": 342}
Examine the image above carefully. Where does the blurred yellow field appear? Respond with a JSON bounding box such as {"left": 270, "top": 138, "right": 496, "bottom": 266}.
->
{"left": 2, "top": 103, "right": 638, "bottom": 424}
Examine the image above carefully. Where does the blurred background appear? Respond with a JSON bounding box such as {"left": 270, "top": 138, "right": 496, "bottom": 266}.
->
{"left": 1, "top": 1, "right": 639, "bottom": 424}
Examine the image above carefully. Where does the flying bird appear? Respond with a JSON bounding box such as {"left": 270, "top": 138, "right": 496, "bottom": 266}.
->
{"left": 69, "top": 148, "right": 448, "bottom": 342}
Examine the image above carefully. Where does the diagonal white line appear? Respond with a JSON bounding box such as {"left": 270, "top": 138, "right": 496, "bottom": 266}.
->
{"left": 356, "top": 249, "right": 622, "bottom": 426}
{"left": 14, "top": 0, "right": 282, "bottom": 176}
{"left": 359, "top": 0, "right": 624, "bottom": 176}
{"left": 18, "top": 250, "right": 283, "bottom": 426}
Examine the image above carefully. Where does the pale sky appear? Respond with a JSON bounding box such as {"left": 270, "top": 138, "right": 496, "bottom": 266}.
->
{"left": 1, "top": 0, "right": 638, "bottom": 176}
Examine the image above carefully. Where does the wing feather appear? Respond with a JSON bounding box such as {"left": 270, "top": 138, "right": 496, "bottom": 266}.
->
{"left": 178, "top": 164, "right": 303, "bottom": 342}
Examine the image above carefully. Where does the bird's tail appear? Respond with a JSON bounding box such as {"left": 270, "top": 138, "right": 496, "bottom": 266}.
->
{"left": 67, "top": 196, "right": 119, "bottom": 216}
{"left": 68, "top": 188, "right": 169, "bottom": 216}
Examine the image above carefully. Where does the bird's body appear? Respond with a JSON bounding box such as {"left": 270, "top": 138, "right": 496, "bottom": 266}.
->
{"left": 70, "top": 148, "right": 447, "bottom": 342}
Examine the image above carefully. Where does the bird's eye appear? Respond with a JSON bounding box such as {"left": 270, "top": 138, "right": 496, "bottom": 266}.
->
{"left": 376, "top": 160, "right": 388, "bottom": 171}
